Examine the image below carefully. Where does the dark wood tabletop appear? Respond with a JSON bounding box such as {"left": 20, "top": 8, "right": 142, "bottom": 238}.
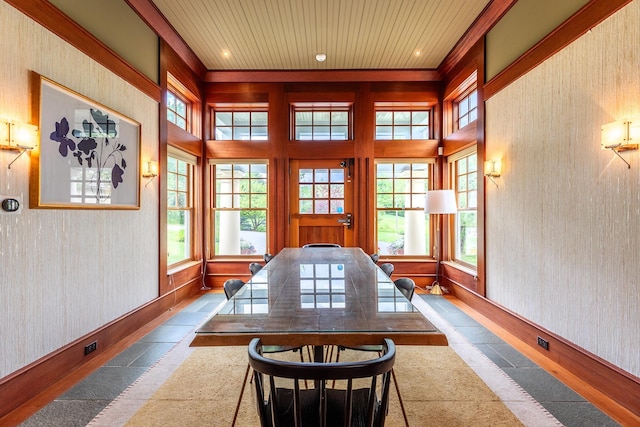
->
{"left": 190, "top": 247, "right": 448, "bottom": 347}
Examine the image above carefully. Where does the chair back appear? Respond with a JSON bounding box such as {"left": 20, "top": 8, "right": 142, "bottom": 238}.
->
{"left": 249, "top": 262, "right": 263, "bottom": 276}
{"left": 223, "top": 279, "right": 245, "bottom": 299}
{"left": 370, "top": 253, "right": 380, "bottom": 263}
{"left": 263, "top": 253, "right": 274, "bottom": 263}
{"left": 302, "top": 243, "right": 342, "bottom": 248}
{"left": 394, "top": 278, "right": 415, "bottom": 301}
{"left": 248, "top": 338, "right": 395, "bottom": 427}
{"left": 379, "top": 263, "right": 394, "bottom": 278}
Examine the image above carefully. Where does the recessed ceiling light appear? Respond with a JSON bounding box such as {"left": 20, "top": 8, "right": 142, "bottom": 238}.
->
{"left": 222, "top": 50, "right": 231, "bottom": 58}
{"left": 315, "top": 53, "right": 327, "bottom": 62}
{"left": 414, "top": 50, "right": 422, "bottom": 57}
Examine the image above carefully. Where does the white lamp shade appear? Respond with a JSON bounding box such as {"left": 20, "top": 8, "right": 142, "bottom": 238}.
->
{"left": 425, "top": 190, "right": 457, "bottom": 214}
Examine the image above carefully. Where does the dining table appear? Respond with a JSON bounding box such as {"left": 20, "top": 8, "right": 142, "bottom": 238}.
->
{"left": 190, "top": 247, "right": 448, "bottom": 350}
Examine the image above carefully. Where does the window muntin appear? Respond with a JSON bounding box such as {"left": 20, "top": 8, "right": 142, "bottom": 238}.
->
{"left": 375, "top": 110, "right": 430, "bottom": 140}
{"left": 375, "top": 161, "right": 431, "bottom": 256}
{"left": 455, "top": 89, "right": 477, "bottom": 130}
{"left": 453, "top": 152, "right": 477, "bottom": 267}
{"left": 214, "top": 111, "right": 268, "bottom": 140}
{"left": 211, "top": 161, "right": 268, "bottom": 256}
{"left": 167, "top": 90, "right": 188, "bottom": 130}
{"left": 292, "top": 107, "right": 351, "bottom": 141}
{"left": 298, "top": 167, "right": 345, "bottom": 214}
{"left": 167, "top": 152, "right": 195, "bottom": 266}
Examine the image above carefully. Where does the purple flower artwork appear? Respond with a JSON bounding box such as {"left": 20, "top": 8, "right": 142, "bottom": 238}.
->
{"left": 49, "top": 109, "right": 128, "bottom": 202}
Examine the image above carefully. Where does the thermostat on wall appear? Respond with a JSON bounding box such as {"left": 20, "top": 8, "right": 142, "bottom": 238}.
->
{"left": 0, "top": 195, "right": 22, "bottom": 214}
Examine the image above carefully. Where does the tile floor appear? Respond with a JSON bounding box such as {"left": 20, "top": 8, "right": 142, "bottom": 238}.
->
{"left": 19, "top": 292, "right": 618, "bottom": 426}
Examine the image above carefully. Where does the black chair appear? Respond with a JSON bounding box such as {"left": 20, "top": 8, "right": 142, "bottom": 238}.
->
{"left": 380, "top": 262, "right": 394, "bottom": 278}
{"left": 302, "top": 243, "right": 342, "bottom": 248}
{"left": 223, "top": 279, "right": 245, "bottom": 299}
{"left": 248, "top": 337, "right": 395, "bottom": 427}
{"left": 370, "top": 253, "right": 380, "bottom": 263}
{"left": 263, "top": 253, "right": 274, "bottom": 263}
{"left": 394, "top": 277, "right": 415, "bottom": 301}
{"left": 249, "top": 262, "right": 263, "bottom": 276}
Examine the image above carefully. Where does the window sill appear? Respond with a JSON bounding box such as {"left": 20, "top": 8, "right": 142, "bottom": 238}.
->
{"left": 441, "top": 261, "right": 477, "bottom": 278}
{"left": 168, "top": 260, "right": 202, "bottom": 276}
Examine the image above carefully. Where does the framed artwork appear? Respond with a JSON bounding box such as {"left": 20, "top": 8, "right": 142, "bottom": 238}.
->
{"left": 30, "top": 73, "right": 141, "bottom": 209}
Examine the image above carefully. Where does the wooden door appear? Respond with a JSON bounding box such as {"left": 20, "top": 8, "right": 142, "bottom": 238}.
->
{"left": 289, "top": 159, "right": 354, "bottom": 247}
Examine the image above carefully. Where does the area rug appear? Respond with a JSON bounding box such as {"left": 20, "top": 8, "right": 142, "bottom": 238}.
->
{"left": 89, "top": 298, "right": 561, "bottom": 427}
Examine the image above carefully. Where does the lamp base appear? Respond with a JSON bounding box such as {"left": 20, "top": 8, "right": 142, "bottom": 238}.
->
{"left": 429, "top": 283, "right": 444, "bottom": 295}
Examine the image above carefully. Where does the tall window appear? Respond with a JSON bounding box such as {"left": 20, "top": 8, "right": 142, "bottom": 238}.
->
{"left": 214, "top": 110, "right": 268, "bottom": 140}
{"left": 455, "top": 88, "right": 477, "bottom": 130}
{"left": 375, "top": 110, "right": 431, "bottom": 140}
{"left": 211, "top": 161, "right": 268, "bottom": 256}
{"left": 452, "top": 149, "right": 477, "bottom": 267}
{"left": 167, "top": 89, "right": 188, "bottom": 130}
{"left": 292, "top": 105, "right": 351, "bottom": 141}
{"left": 375, "top": 161, "right": 432, "bottom": 256}
{"left": 167, "top": 149, "right": 196, "bottom": 266}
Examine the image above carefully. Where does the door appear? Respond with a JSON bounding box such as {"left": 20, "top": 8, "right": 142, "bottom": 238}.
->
{"left": 289, "top": 159, "right": 354, "bottom": 247}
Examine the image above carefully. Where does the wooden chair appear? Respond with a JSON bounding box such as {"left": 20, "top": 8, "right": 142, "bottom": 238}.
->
{"left": 380, "top": 262, "right": 394, "bottom": 278}
{"left": 248, "top": 337, "right": 395, "bottom": 427}
{"left": 249, "top": 262, "right": 264, "bottom": 276}
{"left": 302, "top": 243, "right": 342, "bottom": 248}
{"left": 394, "top": 277, "right": 415, "bottom": 301}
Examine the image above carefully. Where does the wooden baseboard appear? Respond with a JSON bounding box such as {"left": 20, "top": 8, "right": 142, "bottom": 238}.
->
{"left": 0, "top": 282, "right": 199, "bottom": 420}
{"left": 449, "top": 283, "right": 640, "bottom": 421}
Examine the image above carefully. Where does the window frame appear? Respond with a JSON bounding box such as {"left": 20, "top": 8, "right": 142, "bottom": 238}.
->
{"left": 291, "top": 103, "right": 353, "bottom": 141}
{"left": 167, "top": 147, "right": 196, "bottom": 268}
{"left": 167, "top": 88, "right": 189, "bottom": 131}
{"left": 209, "top": 159, "right": 269, "bottom": 258}
{"left": 374, "top": 159, "right": 435, "bottom": 257}
{"left": 453, "top": 86, "right": 478, "bottom": 131}
{"left": 374, "top": 108, "right": 432, "bottom": 140}
{"left": 212, "top": 107, "right": 269, "bottom": 141}
{"left": 448, "top": 147, "right": 478, "bottom": 269}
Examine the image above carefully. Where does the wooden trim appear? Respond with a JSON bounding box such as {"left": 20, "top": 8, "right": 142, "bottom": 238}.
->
{"left": 0, "top": 282, "right": 200, "bottom": 419}
{"left": 484, "top": 0, "right": 632, "bottom": 100}
{"left": 204, "top": 69, "right": 442, "bottom": 83}
{"left": 125, "top": 0, "right": 207, "bottom": 78}
{"left": 5, "top": 0, "right": 160, "bottom": 101}
{"left": 439, "top": 0, "right": 516, "bottom": 76}
{"left": 450, "top": 284, "right": 640, "bottom": 419}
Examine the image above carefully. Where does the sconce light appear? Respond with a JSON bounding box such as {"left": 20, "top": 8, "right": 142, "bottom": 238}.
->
{"left": 0, "top": 118, "right": 38, "bottom": 169}
{"left": 484, "top": 159, "right": 502, "bottom": 187}
{"left": 601, "top": 119, "right": 639, "bottom": 168}
{"left": 142, "top": 160, "right": 159, "bottom": 187}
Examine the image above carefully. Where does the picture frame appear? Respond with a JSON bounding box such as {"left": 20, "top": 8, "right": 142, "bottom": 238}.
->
{"left": 30, "top": 73, "right": 141, "bottom": 209}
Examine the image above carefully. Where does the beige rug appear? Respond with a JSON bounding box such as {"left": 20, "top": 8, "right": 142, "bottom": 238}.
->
{"left": 89, "top": 298, "right": 561, "bottom": 427}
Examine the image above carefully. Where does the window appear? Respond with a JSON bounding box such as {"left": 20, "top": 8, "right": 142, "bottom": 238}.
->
{"left": 167, "top": 89, "right": 188, "bottom": 130}
{"left": 214, "top": 110, "right": 268, "bottom": 140}
{"left": 298, "top": 167, "right": 345, "bottom": 214}
{"left": 455, "top": 88, "right": 477, "bottom": 130}
{"left": 375, "top": 110, "right": 431, "bottom": 140}
{"left": 451, "top": 149, "right": 477, "bottom": 267}
{"left": 167, "top": 148, "right": 196, "bottom": 266}
{"left": 375, "top": 161, "right": 432, "bottom": 256}
{"left": 292, "top": 105, "right": 351, "bottom": 140}
{"left": 211, "top": 161, "right": 268, "bottom": 256}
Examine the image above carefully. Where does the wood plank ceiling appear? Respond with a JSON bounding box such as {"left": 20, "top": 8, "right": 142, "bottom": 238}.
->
{"left": 151, "top": 0, "right": 492, "bottom": 70}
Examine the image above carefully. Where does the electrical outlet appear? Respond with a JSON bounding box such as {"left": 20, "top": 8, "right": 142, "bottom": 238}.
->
{"left": 84, "top": 340, "right": 98, "bottom": 355}
{"left": 537, "top": 336, "right": 549, "bottom": 351}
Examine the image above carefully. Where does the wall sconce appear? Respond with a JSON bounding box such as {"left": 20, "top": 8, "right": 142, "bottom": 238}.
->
{"left": 484, "top": 159, "right": 502, "bottom": 187}
{"left": 601, "top": 119, "right": 639, "bottom": 168}
{"left": 142, "top": 160, "right": 159, "bottom": 187}
{"left": 0, "top": 118, "right": 38, "bottom": 169}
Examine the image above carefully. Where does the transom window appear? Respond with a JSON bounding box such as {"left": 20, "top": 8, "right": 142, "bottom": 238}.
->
{"left": 214, "top": 110, "right": 268, "bottom": 140}
{"left": 298, "top": 167, "right": 345, "bottom": 214}
{"left": 167, "top": 89, "right": 188, "bottom": 130}
{"left": 210, "top": 161, "right": 268, "bottom": 256}
{"left": 452, "top": 150, "right": 477, "bottom": 267}
{"left": 375, "top": 110, "right": 431, "bottom": 140}
{"left": 455, "top": 88, "right": 477, "bottom": 130}
{"left": 375, "top": 161, "right": 432, "bottom": 256}
{"left": 167, "top": 149, "right": 196, "bottom": 266}
{"left": 292, "top": 105, "right": 351, "bottom": 141}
